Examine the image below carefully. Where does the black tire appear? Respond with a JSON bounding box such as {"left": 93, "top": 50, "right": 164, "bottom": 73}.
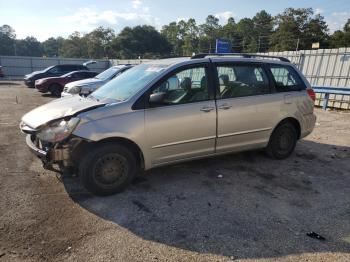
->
{"left": 49, "top": 84, "right": 63, "bottom": 97}
{"left": 79, "top": 144, "right": 138, "bottom": 196}
{"left": 266, "top": 122, "right": 297, "bottom": 159}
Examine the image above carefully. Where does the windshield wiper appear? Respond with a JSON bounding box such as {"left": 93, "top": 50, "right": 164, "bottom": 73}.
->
{"left": 87, "top": 95, "right": 100, "bottom": 102}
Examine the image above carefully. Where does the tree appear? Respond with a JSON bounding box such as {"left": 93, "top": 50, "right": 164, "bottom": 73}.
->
{"left": 59, "top": 32, "right": 88, "bottom": 58}
{"left": 0, "top": 25, "right": 16, "bottom": 55}
{"left": 270, "top": 8, "right": 329, "bottom": 51}
{"left": 252, "top": 10, "right": 273, "bottom": 52}
{"left": 303, "top": 14, "right": 329, "bottom": 49}
{"left": 161, "top": 22, "right": 182, "bottom": 56}
{"left": 181, "top": 19, "right": 199, "bottom": 55}
{"left": 85, "top": 27, "right": 115, "bottom": 58}
{"left": 42, "top": 37, "right": 64, "bottom": 57}
{"left": 220, "top": 17, "right": 238, "bottom": 52}
{"left": 235, "top": 18, "right": 256, "bottom": 52}
{"left": 112, "top": 25, "right": 172, "bottom": 59}
{"left": 329, "top": 19, "right": 350, "bottom": 48}
{"left": 16, "top": 37, "right": 43, "bottom": 56}
{"left": 199, "top": 15, "right": 222, "bottom": 52}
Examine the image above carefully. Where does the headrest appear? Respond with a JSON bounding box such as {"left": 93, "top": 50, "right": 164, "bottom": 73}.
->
{"left": 219, "top": 74, "right": 229, "bottom": 85}
{"left": 200, "top": 76, "right": 207, "bottom": 89}
{"left": 180, "top": 77, "right": 192, "bottom": 91}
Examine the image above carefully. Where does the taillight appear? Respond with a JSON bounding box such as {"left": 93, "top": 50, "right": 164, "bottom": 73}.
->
{"left": 307, "top": 89, "right": 316, "bottom": 101}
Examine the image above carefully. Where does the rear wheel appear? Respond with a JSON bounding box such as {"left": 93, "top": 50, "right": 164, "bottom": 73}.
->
{"left": 49, "top": 84, "right": 63, "bottom": 97}
{"left": 266, "top": 122, "right": 297, "bottom": 159}
{"left": 79, "top": 144, "right": 138, "bottom": 196}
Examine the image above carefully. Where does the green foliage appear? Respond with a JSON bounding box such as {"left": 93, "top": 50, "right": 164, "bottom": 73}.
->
{"left": 0, "top": 25, "right": 16, "bottom": 55}
{"left": 85, "top": 27, "right": 115, "bottom": 58}
{"left": 269, "top": 8, "right": 329, "bottom": 51}
{"left": 111, "top": 25, "right": 172, "bottom": 59}
{"left": 329, "top": 19, "right": 350, "bottom": 48}
{"left": 0, "top": 8, "right": 348, "bottom": 58}
{"left": 42, "top": 37, "right": 64, "bottom": 57}
{"left": 16, "top": 37, "right": 43, "bottom": 56}
{"left": 59, "top": 32, "right": 88, "bottom": 58}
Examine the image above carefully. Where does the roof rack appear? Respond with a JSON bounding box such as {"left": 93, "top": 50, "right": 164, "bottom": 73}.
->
{"left": 191, "top": 53, "right": 290, "bottom": 62}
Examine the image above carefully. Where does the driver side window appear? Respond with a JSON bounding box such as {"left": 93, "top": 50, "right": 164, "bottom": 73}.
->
{"left": 151, "top": 66, "right": 209, "bottom": 106}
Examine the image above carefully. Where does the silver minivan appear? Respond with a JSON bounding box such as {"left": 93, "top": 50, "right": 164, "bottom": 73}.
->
{"left": 20, "top": 54, "right": 316, "bottom": 196}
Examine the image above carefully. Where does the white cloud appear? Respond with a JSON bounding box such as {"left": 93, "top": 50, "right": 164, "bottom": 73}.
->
{"left": 214, "top": 11, "right": 234, "bottom": 24}
{"left": 327, "top": 11, "right": 350, "bottom": 32}
{"left": 176, "top": 17, "right": 189, "bottom": 23}
{"left": 314, "top": 8, "right": 324, "bottom": 15}
{"left": 132, "top": 0, "right": 142, "bottom": 9}
{"left": 59, "top": 7, "right": 157, "bottom": 32}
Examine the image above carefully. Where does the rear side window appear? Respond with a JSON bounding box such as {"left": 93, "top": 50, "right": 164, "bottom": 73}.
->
{"left": 59, "top": 65, "right": 72, "bottom": 72}
{"left": 76, "top": 65, "right": 88, "bottom": 71}
{"left": 216, "top": 64, "right": 270, "bottom": 99}
{"left": 49, "top": 66, "right": 60, "bottom": 74}
{"left": 269, "top": 65, "right": 305, "bottom": 92}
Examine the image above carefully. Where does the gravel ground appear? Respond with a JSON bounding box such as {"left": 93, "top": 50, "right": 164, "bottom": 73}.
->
{"left": 0, "top": 82, "right": 350, "bottom": 262}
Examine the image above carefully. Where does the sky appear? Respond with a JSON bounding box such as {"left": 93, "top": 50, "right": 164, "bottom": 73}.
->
{"left": 0, "top": 0, "right": 349, "bottom": 41}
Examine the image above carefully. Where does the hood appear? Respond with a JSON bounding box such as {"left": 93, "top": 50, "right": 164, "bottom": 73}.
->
{"left": 25, "top": 70, "right": 44, "bottom": 78}
{"left": 65, "top": 78, "right": 103, "bottom": 88}
{"left": 37, "top": 76, "right": 60, "bottom": 82}
{"left": 21, "top": 95, "right": 105, "bottom": 129}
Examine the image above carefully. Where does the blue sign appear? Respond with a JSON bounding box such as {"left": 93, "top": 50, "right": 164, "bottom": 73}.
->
{"left": 216, "top": 39, "right": 231, "bottom": 53}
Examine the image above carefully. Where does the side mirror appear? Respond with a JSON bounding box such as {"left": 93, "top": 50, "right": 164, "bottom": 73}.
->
{"left": 149, "top": 92, "right": 166, "bottom": 106}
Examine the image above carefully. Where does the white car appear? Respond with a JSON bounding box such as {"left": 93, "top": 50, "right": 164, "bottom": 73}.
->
{"left": 61, "top": 65, "right": 133, "bottom": 97}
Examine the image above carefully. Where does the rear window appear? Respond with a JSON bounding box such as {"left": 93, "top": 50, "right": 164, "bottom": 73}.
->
{"left": 269, "top": 65, "right": 305, "bottom": 92}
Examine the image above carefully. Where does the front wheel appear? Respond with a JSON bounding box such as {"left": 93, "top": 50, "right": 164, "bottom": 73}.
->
{"left": 49, "top": 84, "right": 63, "bottom": 97}
{"left": 266, "top": 122, "right": 297, "bottom": 159}
{"left": 79, "top": 144, "right": 138, "bottom": 196}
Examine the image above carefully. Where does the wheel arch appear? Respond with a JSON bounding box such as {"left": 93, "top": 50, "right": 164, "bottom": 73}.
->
{"left": 48, "top": 82, "right": 63, "bottom": 90}
{"left": 72, "top": 136, "right": 145, "bottom": 170}
{"left": 272, "top": 117, "right": 301, "bottom": 140}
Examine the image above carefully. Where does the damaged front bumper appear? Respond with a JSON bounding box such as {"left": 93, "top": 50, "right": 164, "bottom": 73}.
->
{"left": 25, "top": 134, "right": 72, "bottom": 170}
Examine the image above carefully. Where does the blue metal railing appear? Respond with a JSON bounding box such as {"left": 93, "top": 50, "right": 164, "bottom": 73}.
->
{"left": 312, "top": 86, "right": 350, "bottom": 110}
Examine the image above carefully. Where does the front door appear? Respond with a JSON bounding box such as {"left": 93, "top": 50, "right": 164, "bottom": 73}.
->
{"left": 145, "top": 64, "right": 216, "bottom": 165}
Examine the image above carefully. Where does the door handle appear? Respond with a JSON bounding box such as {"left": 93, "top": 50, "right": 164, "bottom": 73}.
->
{"left": 218, "top": 103, "right": 232, "bottom": 110}
{"left": 200, "top": 106, "right": 214, "bottom": 112}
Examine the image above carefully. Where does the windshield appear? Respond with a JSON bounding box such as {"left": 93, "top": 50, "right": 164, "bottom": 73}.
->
{"left": 44, "top": 66, "right": 55, "bottom": 72}
{"left": 90, "top": 64, "right": 166, "bottom": 102}
{"left": 95, "top": 67, "right": 121, "bottom": 80}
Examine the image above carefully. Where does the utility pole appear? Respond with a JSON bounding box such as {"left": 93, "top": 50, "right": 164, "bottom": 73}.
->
{"left": 296, "top": 38, "right": 300, "bottom": 52}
